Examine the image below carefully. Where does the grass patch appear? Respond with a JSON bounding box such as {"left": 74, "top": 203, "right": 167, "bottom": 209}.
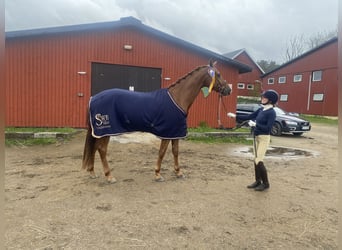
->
{"left": 187, "top": 123, "right": 252, "bottom": 144}
{"left": 186, "top": 135, "right": 252, "bottom": 144}
{"left": 5, "top": 127, "right": 76, "bottom": 133}
{"left": 300, "top": 115, "right": 338, "bottom": 125}
{"left": 188, "top": 122, "right": 250, "bottom": 133}
{"left": 5, "top": 127, "right": 78, "bottom": 147}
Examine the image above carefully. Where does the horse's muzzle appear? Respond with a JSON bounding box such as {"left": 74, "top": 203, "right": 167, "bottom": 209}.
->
{"left": 221, "top": 85, "right": 232, "bottom": 96}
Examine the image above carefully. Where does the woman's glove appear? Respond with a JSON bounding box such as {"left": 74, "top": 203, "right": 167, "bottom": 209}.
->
{"left": 248, "top": 120, "right": 256, "bottom": 127}
{"left": 227, "top": 112, "right": 236, "bottom": 118}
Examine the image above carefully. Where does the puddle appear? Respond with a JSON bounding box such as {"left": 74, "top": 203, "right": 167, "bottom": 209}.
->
{"left": 232, "top": 146, "right": 319, "bottom": 159}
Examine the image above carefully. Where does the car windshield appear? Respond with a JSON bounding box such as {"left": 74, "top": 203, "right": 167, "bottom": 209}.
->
{"left": 274, "top": 107, "right": 286, "bottom": 115}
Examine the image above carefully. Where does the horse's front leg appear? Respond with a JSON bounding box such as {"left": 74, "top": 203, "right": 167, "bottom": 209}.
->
{"left": 172, "top": 139, "right": 184, "bottom": 178}
{"left": 155, "top": 139, "right": 170, "bottom": 182}
{"left": 96, "top": 136, "right": 117, "bottom": 184}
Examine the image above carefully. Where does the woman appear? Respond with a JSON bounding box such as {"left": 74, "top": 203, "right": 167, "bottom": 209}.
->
{"left": 236, "top": 90, "right": 279, "bottom": 191}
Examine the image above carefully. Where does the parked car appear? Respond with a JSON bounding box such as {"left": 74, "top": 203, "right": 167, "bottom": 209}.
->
{"left": 236, "top": 103, "right": 311, "bottom": 136}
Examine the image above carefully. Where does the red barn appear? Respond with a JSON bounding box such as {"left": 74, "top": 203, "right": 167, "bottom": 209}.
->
{"left": 5, "top": 16, "right": 251, "bottom": 129}
{"left": 224, "top": 49, "right": 264, "bottom": 97}
{"left": 261, "top": 37, "right": 338, "bottom": 116}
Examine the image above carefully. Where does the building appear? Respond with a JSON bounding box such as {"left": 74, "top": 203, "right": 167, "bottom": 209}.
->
{"left": 261, "top": 37, "right": 338, "bottom": 116}
{"left": 5, "top": 17, "right": 251, "bottom": 129}
{"left": 224, "top": 49, "right": 264, "bottom": 97}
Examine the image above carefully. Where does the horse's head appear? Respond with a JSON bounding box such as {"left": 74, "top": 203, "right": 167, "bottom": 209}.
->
{"left": 206, "top": 60, "right": 232, "bottom": 96}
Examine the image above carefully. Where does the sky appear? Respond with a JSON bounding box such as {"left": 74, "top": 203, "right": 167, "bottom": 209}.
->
{"left": 5, "top": 0, "right": 339, "bottom": 63}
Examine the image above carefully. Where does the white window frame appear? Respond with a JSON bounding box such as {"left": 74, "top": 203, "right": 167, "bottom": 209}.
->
{"left": 313, "top": 93, "right": 324, "bottom": 101}
{"left": 312, "top": 70, "right": 322, "bottom": 82}
{"left": 278, "top": 76, "right": 286, "bottom": 84}
{"left": 267, "top": 78, "right": 274, "bottom": 84}
{"left": 237, "top": 83, "right": 245, "bottom": 89}
{"left": 280, "top": 94, "right": 288, "bottom": 102}
{"left": 247, "top": 84, "right": 254, "bottom": 90}
{"left": 293, "top": 74, "right": 302, "bottom": 82}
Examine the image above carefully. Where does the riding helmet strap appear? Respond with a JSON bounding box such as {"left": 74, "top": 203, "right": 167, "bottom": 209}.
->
{"left": 208, "top": 68, "right": 216, "bottom": 93}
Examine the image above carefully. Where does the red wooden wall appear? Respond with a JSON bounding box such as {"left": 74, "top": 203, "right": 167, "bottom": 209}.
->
{"left": 261, "top": 40, "right": 337, "bottom": 116}
{"left": 6, "top": 26, "right": 239, "bottom": 128}
{"left": 234, "top": 52, "right": 263, "bottom": 96}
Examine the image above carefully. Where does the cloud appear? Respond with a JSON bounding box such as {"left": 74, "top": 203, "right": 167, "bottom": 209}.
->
{"left": 5, "top": 0, "right": 338, "bottom": 63}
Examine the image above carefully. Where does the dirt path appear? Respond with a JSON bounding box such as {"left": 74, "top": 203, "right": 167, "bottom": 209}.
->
{"left": 5, "top": 123, "right": 338, "bottom": 249}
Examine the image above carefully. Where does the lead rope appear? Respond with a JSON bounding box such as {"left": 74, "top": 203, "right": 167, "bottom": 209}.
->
{"left": 217, "top": 94, "right": 223, "bottom": 128}
{"left": 218, "top": 94, "right": 249, "bottom": 130}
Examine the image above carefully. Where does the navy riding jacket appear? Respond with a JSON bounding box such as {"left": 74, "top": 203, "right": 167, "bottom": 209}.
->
{"left": 237, "top": 107, "right": 276, "bottom": 136}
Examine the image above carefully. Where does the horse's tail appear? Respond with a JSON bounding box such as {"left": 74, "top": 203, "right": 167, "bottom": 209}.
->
{"left": 82, "top": 115, "right": 96, "bottom": 171}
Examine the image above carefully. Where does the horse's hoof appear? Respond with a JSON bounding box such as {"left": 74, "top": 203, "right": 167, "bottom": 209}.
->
{"left": 176, "top": 174, "right": 185, "bottom": 179}
{"left": 175, "top": 171, "right": 185, "bottom": 179}
{"left": 107, "top": 177, "right": 117, "bottom": 184}
{"left": 154, "top": 176, "right": 165, "bottom": 182}
{"left": 89, "top": 175, "right": 99, "bottom": 179}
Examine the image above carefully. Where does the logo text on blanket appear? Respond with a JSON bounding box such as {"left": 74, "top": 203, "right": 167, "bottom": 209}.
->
{"left": 95, "top": 113, "right": 110, "bottom": 127}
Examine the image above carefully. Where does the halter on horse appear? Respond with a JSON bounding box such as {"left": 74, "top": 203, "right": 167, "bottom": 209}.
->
{"left": 82, "top": 59, "right": 232, "bottom": 183}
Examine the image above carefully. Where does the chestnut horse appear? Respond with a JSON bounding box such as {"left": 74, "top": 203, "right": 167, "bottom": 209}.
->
{"left": 82, "top": 60, "right": 232, "bottom": 183}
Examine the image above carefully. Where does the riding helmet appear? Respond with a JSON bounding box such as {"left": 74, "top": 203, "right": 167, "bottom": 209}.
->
{"left": 261, "top": 89, "right": 279, "bottom": 104}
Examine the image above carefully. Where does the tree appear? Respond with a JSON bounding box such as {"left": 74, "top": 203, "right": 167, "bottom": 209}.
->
{"left": 282, "top": 29, "right": 337, "bottom": 62}
{"left": 283, "top": 34, "right": 306, "bottom": 62}
{"left": 257, "top": 60, "right": 280, "bottom": 73}
{"left": 306, "top": 30, "right": 337, "bottom": 49}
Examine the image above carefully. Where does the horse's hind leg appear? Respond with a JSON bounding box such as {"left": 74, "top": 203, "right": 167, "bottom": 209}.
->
{"left": 172, "top": 139, "right": 184, "bottom": 178}
{"left": 82, "top": 127, "right": 98, "bottom": 179}
{"left": 96, "top": 136, "right": 117, "bottom": 184}
{"left": 155, "top": 139, "right": 170, "bottom": 182}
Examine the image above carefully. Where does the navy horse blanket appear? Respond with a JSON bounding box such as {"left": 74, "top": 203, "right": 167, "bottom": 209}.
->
{"left": 89, "top": 88, "right": 187, "bottom": 139}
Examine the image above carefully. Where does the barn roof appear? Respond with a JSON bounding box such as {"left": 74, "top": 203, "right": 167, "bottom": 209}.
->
{"left": 262, "top": 36, "right": 338, "bottom": 77}
{"left": 224, "top": 49, "right": 245, "bottom": 59}
{"left": 6, "top": 16, "right": 252, "bottom": 74}
{"left": 224, "top": 48, "right": 265, "bottom": 74}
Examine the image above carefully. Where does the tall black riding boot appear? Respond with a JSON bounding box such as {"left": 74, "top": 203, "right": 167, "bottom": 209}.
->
{"left": 254, "top": 161, "right": 270, "bottom": 191}
{"left": 247, "top": 163, "right": 261, "bottom": 188}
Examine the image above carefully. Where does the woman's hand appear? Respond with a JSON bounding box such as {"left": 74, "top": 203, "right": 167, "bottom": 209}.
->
{"left": 248, "top": 120, "right": 256, "bottom": 127}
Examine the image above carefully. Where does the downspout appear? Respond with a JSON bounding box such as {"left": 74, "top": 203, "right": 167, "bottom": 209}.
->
{"left": 307, "top": 74, "right": 312, "bottom": 111}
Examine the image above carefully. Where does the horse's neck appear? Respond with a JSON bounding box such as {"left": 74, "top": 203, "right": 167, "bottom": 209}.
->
{"left": 168, "top": 67, "right": 209, "bottom": 114}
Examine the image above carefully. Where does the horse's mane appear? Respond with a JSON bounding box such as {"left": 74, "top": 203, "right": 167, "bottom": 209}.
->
{"left": 167, "top": 65, "right": 207, "bottom": 89}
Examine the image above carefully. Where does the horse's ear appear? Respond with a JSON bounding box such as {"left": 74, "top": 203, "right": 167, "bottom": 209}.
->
{"left": 209, "top": 59, "right": 217, "bottom": 67}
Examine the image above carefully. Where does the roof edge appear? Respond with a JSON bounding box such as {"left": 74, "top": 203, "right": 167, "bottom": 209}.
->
{"left": 262, "top": 36, "right": 338, "bottom": 77}
{"left": 5, "top": 16, "right": 252, "bottom": 74}
{"left": 224, "top": 48, "right": 264, "bottom": 74}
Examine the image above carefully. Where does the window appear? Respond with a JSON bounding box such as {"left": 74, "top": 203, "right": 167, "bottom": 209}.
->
{"left": 280, "top": 94, "right": 288, "bottom": 102}
{"left": 293, "top": 74, "right": 302, "bottom": 82}
{"left": 237, "top": 83, "right": 245, "bottom": 89}
{"left": 278, "top": 76, "right": 286, "bottom": 83}
{"left": 247, "top": 84, "right": 254, "bottom": 90}
{"left": 313, "top": 93, "right": 324, "bottom": 101}
{"left": 312, "top": 70, "right": 322, "bottom": 82}
{"left": 267, "top": 78, "right": 274, "bottom": 84}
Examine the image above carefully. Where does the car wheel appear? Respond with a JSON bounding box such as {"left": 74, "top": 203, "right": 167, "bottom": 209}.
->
{"left": 271, "top": 122, "right": 282, "bottom": 136}
{"left": 293, "top": 132, "right": 303, "bottom": 136}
